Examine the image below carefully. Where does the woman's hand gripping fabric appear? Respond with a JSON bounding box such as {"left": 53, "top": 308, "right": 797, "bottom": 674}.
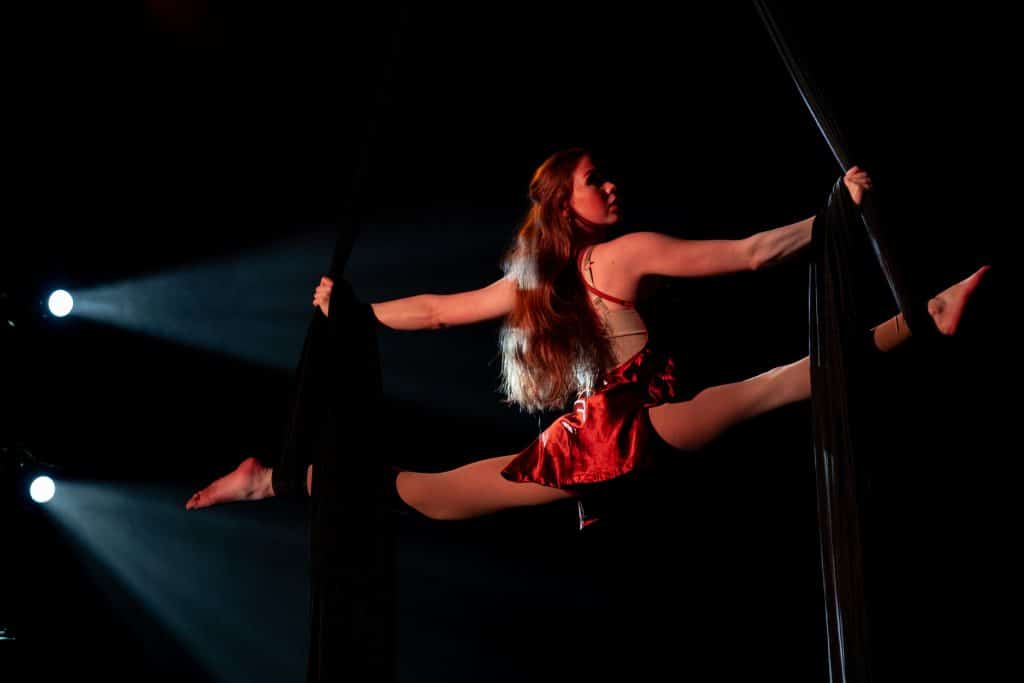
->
{"left": 843, "top": 166, "right": 873, "bottom": 207}
{"left": 313, "top": 276, "right": 333, "bottom": 317}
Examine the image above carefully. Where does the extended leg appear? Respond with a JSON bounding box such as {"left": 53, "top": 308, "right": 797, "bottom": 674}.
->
{"left": 869, "top": 265, "right": 989, "bottom": 351}
{"left": 290, "top": 268, "right": 991, "bottom": 517}
{"left": 394, "top": 455, "right": 575, "bottom": 521}
{"left": 648, "top": 357, "right": 810, "bottom": 452}
{"left": 648, "top": 264, "right": 990, "bottom": 452}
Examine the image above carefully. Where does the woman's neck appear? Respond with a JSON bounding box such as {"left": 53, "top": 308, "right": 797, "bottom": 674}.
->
{"left": 572, "top": 222, "right": 609, "bottom": 247}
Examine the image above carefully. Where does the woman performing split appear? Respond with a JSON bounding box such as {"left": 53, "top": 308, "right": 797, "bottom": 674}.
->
{"left": 185, "top": 148, "right": 989, "bottom": 520}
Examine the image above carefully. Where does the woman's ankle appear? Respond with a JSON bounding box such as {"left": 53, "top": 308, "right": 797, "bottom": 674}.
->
{"left": 869, "top": 312, "right": 912, "bottom": 353}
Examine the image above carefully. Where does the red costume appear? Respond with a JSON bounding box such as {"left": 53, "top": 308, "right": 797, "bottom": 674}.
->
{"left": 500, "top": 344, "right": 685, "bottom": 488}
{"left": 501, "top": 246, "right": 688, "bottom": 495}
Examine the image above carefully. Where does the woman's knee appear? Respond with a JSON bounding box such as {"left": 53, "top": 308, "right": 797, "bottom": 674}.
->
{"left": 395, "top": 472, "right": 446, "bottom": 520}
{"left": 647, "top": 401, "right": 711, "bottom": 452}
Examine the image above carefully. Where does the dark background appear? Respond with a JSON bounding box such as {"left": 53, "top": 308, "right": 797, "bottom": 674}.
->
{"left": 1, "top": 2, "right": 1011, "bottom": 682}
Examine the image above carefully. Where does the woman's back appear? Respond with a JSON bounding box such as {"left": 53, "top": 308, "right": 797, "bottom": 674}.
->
{"left": 578, "top": 241, "right": 649, "bottom": 367}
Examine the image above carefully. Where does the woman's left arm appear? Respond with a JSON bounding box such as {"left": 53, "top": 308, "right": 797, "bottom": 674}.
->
{"left": 746, "top": 215, "right": 816, "bottom": 270}
{"left": 614, "top": 219, "right": 813, "bottom": 280}
{"left": 749, "top": 166, "right": 872, "bottom": 268}
{"left": 621, "top": 169, "right": 871, "bottom": 278}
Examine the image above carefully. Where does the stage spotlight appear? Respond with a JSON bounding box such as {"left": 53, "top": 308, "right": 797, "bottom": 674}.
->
{"left": 2, "top": 447, "right": 62, "bottom": 504}
{"left": 47, "top": 289, "right": 73, "bottom": 317}
{"left": 29, "top": 476, "right": 55, "bottom": 504}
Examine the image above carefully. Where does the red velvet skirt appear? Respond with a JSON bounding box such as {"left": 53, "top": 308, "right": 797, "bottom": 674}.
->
{"left": 500, "top": 345, "right": 688, "bottom": 489}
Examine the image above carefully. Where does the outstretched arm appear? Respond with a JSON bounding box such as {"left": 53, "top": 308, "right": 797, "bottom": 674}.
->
{"left": 613, "top": 219, "right": 813, "bottom": 279}
{"left": 748, "top": 167, "right": 872, "bottom": 269}
{"left": 314, "top": 276, "right": 515, "bottom": 330}
{"left": 746, "top": 215, "right": 816, "bottom": 270}
{"left": 618, "top": 166, "right": 873, "bottom": 278}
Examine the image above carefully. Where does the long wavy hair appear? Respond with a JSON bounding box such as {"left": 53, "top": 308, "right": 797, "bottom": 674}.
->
{"left": 499, "top": 148, "right": 616, "bottom": 413}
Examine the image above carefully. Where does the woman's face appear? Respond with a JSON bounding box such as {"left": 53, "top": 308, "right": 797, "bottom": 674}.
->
{"left": 568, "top": 155, "right": 620, "bottom": 227}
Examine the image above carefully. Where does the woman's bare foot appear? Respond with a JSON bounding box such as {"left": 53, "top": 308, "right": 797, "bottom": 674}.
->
{"left": 185, "top": 456, "right": 273, "bottom": 510}
{"left": 927, "top": 265, "right": 991, "bottom": 336}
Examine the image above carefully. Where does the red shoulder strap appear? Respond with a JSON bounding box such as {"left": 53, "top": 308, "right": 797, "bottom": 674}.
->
{"left": 578, "top": 246, "right": 635, "bottom": 308}
{"left": 583, "top": 281, "right": 635, "bottom": 308}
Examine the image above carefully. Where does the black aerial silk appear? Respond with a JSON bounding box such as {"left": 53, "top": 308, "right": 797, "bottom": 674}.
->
{"left": 271, "top": 222, "right": 397, "bottom": 683}
{"left": 754, "top": 2, "right": 941, "bottom": 682}
{"left": 268, "top": 6, "right": 408, "bottom": 679}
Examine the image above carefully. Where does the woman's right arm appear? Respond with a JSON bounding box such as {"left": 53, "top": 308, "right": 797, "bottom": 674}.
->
{"left": 373, "top": 276, "right": 516, "bottom": 329}
{"left": 316, "top": 276, "right": 516, "bottom": 330}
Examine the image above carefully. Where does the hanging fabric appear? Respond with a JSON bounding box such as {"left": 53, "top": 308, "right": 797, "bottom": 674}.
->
{"left": 752, "top": 2, "right": 940, "bottom": 682}
{"left": 271, "top": 8, "right": 408, "bottom": 682}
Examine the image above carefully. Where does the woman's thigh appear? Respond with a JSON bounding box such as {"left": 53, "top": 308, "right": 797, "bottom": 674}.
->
{"left": 399, "top": 454, "right": 576, "bottom": 520}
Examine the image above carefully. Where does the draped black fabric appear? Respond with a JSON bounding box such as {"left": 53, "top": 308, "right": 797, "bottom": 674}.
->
{"left": 264, "top": 8, "right": 406, "bottom": 679}
{"left": 808, "top": 178, "right": 874, "bottom": 682}
{"left": 271, "top": 223, "right": 359, "bottom": 502}
{"left": 752, "top": 3, "right": 951, "bottom": 681}
{"left": 272, "top": 225, "right": 396, "bottom": 682}
{"left": 808, "top": 177, "right": 937, "bottom": 683}
{"left": 305, "top": 278, "right": 394, "bottom": 683}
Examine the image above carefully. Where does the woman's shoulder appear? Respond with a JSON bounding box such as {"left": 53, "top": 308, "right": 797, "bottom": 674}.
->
{"left": 601, "top": 229, "right": 663, "bottom": 247}
{"left": 592, "top": 230, "right": 662, "bottom": 262}
{"left": 581, "top": 232, "right": 661, "bottom": 301}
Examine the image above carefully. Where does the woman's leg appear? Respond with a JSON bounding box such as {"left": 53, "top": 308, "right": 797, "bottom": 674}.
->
{"left": 648, "top": 357, "right": 811, "bottom": 452}
{"left": 870, "top": 264, "right": 989, "bottom": 351}
{"left": 395, "top": 455, "right": 575, "bottom": 521}
{"left": 649, "top": 265, "right": 990, "bottom": 451}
